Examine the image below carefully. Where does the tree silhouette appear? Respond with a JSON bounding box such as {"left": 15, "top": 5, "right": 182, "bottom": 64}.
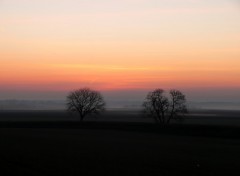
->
{"left": 168, "top": 89, "right": 188, "bottom": 123}
{"left": 142, "top": 89, "right": 169, "bottom": 124}
{"left": 66, "top": 88, "right": 105, "bottom": 121}
{"left": 143, "top": 89, "right": 187, "bottom": 125}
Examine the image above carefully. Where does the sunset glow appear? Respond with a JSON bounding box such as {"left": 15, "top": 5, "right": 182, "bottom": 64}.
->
{"left": 1, "top": 0, "right": 240, "bottom": 100}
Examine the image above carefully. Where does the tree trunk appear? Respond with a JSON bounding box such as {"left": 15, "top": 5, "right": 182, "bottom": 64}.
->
{"left": 166, "top": 116, "right": 171, "bottom": 124}
{"left": 80, "top": 115, "right": 84, "bottom": 122}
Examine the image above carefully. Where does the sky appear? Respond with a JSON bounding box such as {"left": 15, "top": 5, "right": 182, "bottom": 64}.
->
{"left": 0, "top": 0, "right": 240, "bottom": 101}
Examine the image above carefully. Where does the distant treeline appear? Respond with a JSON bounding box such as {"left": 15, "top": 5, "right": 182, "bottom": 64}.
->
{"left": 0, "top": 100, "right": 65, "bottom": 110}
{"left": 0, "top": 100, "right": 239, "bottom": 111}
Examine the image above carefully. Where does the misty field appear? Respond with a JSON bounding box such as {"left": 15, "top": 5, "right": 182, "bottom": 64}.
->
{"left": 0, "top": 111, "right": 240, "bottom": 176}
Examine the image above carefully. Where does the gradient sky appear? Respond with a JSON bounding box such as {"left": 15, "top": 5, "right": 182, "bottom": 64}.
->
{"left": 0, "top": 0, "right": 240, "bottom": 101}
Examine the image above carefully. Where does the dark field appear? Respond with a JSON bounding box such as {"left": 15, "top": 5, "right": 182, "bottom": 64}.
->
{"left": 1, "top": 110, "right": 240, "bottom": 175}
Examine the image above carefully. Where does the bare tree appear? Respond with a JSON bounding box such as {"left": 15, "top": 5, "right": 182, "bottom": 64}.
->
{"left": 168, "top": 89, "right": 188, "bottom": 123}
{"left": 143, "top": 89, "right": 188, "bottom": 125}
{"left": 66, "top": 88, "right": 105, "bottom": 121}
{"left": 143, "top": 89, "right": 169, "bottom": 124}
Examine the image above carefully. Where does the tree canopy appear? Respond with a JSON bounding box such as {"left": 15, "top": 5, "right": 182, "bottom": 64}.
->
{"left": 66, "top": 88, "right": 105, "bottom": 121}
{"left": 143, "top": 89, "right": 187, "bottom": 125}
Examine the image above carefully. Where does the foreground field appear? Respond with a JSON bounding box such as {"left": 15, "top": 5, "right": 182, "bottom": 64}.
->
{"left": 1, "top": 109, "right": 240, "bottom": 126}
{"left": 1, "top": 120, "right": 240, "bottom": 176}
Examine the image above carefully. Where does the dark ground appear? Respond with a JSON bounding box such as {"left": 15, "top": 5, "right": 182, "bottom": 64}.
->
{"left": 0, "top": 110, "right": 240, "bottom": 176}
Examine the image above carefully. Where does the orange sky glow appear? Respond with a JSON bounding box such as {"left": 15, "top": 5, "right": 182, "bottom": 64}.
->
{"left": 0, "top": 0, "right": 240, "bottom": 100}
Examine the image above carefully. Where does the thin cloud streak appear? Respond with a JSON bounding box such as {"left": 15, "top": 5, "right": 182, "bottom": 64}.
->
{"left": 54, "top": 64, "right": 152, "bottom": 71}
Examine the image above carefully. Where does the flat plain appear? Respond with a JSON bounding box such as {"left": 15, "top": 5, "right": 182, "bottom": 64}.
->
{"left": 0, "top": 110, "right": 240, "bottom": 176}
